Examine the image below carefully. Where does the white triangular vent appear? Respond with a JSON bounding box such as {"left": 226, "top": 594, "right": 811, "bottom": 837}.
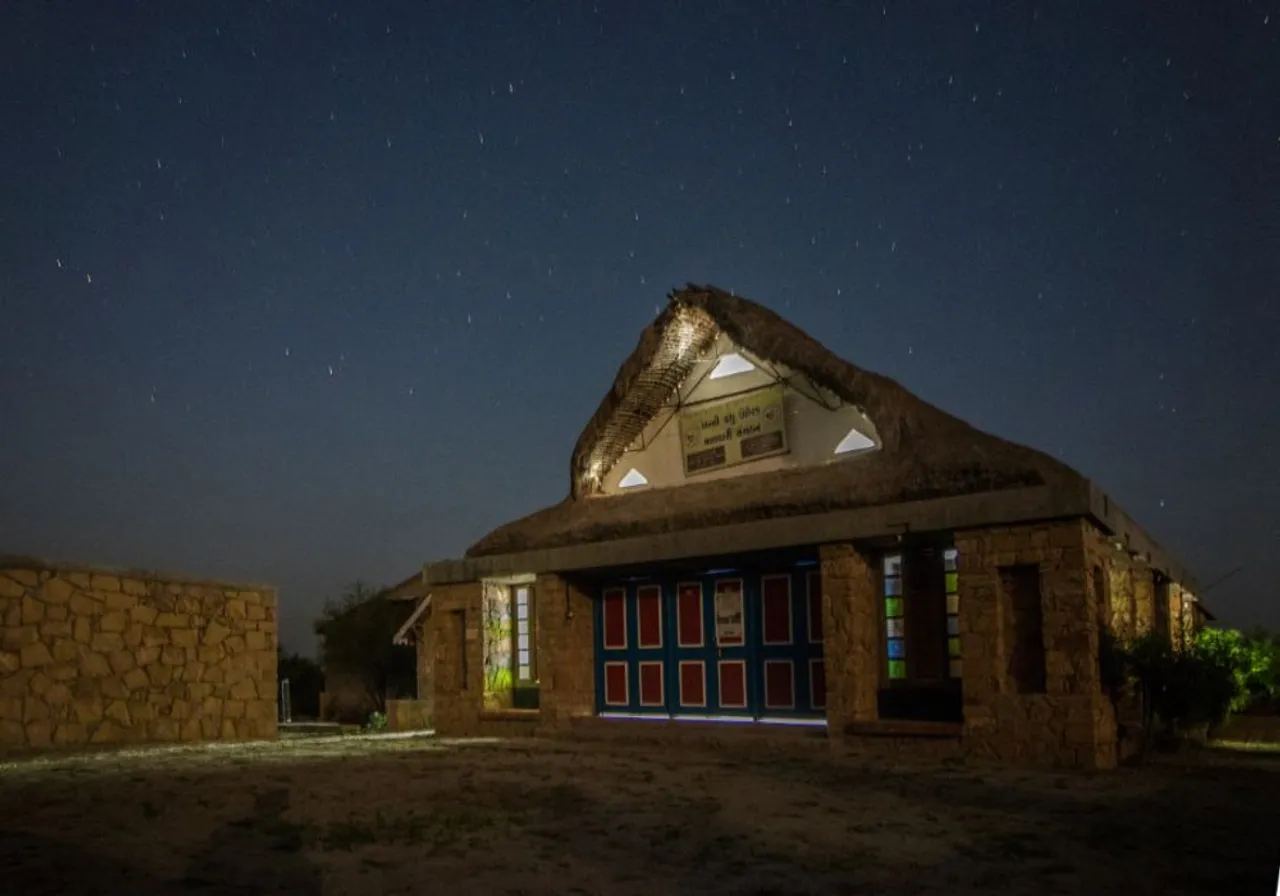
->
{"left": 618, "top": 468, "right": 649, "bottom": 488}
{"left": 834, "top": 428, "right": 876, "bottom": 455}
{"left": 708, "top": 352, "right": 755, "bottom": 380}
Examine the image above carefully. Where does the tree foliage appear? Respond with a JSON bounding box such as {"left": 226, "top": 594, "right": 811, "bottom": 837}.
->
{"left": 277, "top": 647, "right": 324, "bottom": 720}
{"left": 313, "top": 581, "right": 417, "bottom": 717}
{"left": 1113, "top": 626, "right": 1280, "bottom": 757}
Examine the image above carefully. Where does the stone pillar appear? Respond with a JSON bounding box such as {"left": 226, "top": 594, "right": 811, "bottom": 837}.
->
{"left": 954, "top": 529, "right": 1006, "bottom": 740}
{"left": 414, "top": 617, "right": 435, "bottom": 725}
{"left": 534, "top": 573, "right": 595, "bottom": 732}
{"left": 427, "top": 580, "right": 483, "bottom": 735}
{"left": 819, "top": 543, "right": 880, "bottom": 734}
{"left": 953, "top": 522, "right": 1116, "bottom": 770}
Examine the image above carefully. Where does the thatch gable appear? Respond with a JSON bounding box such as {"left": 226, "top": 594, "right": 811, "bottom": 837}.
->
{"left": 467, "top": 283, "right": 1083, "bottom": 558}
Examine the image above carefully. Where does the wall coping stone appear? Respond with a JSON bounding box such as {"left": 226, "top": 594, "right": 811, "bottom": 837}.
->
{"left": 0, "top": 553, "right": 274, "bottom": 593}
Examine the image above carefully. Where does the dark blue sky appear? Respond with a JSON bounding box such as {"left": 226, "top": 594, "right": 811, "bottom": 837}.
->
{"left": 2, "top": 1, "right": 1276, "bottom": 654}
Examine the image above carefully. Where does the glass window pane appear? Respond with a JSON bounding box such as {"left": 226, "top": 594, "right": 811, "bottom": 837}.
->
{"left": 948, "top": 659, "right": 962, "bottom": 679}
{"left": 945, "top": 571, "right": 959, "bottom": 594}
{"left": 888, "top": 638, "right": 905, "bottom": 659}
{"left": 944, "top": 548, "right": 958, "bottom": 571}
{"left": 885, "top": 597, "right": 903, "bottom": 617}
{"left": 518, "top": 664, "right": 531, "bottom": 680}
{"left": 516, "top": 604, "right": 529, "bottom": 620}
{"left": 886, "top": 618, "right": 904, "bottom": 638}
{"left": 946, "top": 616, "right": 959, "bottom": 636}
{"left": 518, "top": 649, "right": 530, "bottom": 665}
{"left": 946, "top": 593, "right": 959, "bottom": 615}
{"left": 884, "top": 576, "right": 901, "bottom": 596}
{"left": 517, "top": 633, "right": 529, "bottom": 651}
{"left": 884, "top": 555, "right": 901, "bottom": 576}
{"left": 888, "top": 660, "right": 906, "bottom": 679}
{"left": 948, "top": 637, "right": 961, "bottom": 658}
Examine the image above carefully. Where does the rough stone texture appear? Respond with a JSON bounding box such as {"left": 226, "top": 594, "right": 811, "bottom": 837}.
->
{"left": 385, "top": 698, "right": 432, "bottom": 732}
{"left": 418, "top": 573, "right": 595, "bottom": 739}
{"left": 0, "top": 561, "right": 276, "bottom": 750}
{"left": 532, "top": 573, "right": 595, "bottom": 732}
{"left": 428, "top": 580, "right": 484, "bottom": 735}
{"left": 818, "top": 543, "right": 879, "bottom": 733}
{"left": 414, "top": 616, "right": 435, "bottom": 725}
{"left": 955, "top": 520, "right": 1116, "bottom": 769}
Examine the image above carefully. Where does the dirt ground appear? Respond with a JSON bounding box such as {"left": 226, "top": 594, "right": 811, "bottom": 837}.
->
{"left": 0, "top": 733, "right": 1275, "bottom": 895}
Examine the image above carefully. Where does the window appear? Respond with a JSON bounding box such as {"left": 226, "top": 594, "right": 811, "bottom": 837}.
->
{"left": 708, "top": 351, "right": 755, "bottom": 379}
{"left": 618, "top": 468, "right": 648, "bottom": 489}
{"left": 883, "top": 554, "right": 905, "bottom": 679}
{"left": 514, "top": 586, "right": 535, "bottom": 681}
{"left": 944, "top": 548, "right": 961, "bottom": 678}
{"left": 834, "top": 427, "right": 876, "bottom": 455}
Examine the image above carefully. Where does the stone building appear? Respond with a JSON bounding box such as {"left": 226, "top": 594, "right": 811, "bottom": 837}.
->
{"left": 391, "top": 285, "right": 1209, "bottom": 768}
{"left": 0, "top": 556, "right": 277, "bottom": 750}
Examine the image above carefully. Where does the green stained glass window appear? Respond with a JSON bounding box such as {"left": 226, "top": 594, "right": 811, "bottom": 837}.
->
{"left": 945, "top": 571, "right": 959, "bottom": 594}
{"left": 948, "top": 636, "right": 961, "bottom": 658}
{"left": 883, "top": 553, "right": 905, "bottom": 680}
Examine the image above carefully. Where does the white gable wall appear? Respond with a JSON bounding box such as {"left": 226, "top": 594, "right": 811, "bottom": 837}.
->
{"left": 600, "top": 335, "right": 880, "bottom": 495}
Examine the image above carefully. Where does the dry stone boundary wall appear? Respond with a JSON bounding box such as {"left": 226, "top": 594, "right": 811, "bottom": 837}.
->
{"left": 0, "top": 558, "right": 277, "bottom": 750}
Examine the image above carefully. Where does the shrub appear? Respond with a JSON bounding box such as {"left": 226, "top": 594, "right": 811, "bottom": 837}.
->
{"left": 1119, "top": 630, "right": 1237, "bottom": 751}
{"left": 365, "top": 711, "right": 388, "bottom": 732}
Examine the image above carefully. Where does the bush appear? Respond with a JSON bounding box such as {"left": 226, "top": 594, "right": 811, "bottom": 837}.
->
{"left": 365, "top": 711, "right": 388, "bottom": 732}
{"left": 1119, "top": 630, "right": 1238, "bottom": 751}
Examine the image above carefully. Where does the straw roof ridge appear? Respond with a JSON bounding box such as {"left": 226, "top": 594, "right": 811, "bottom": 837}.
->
{"left": 466, "top": 282, "right": 1081, "bottom": 558}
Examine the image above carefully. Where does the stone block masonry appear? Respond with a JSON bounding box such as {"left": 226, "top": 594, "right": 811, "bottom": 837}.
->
{"left": 0, "top": 557, "right": 277, "bottom": 750}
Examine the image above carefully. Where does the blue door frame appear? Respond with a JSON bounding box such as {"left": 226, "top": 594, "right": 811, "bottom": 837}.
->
{"left": 594, "top": 561, "right": 825, "bottom": 720}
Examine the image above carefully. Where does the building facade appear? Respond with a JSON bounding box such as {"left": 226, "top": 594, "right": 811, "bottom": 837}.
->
{"left": 392, "top": 285, "right": 1207, "bottom": 768}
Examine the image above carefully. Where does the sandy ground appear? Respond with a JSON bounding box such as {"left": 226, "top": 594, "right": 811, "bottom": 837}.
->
{"left": 0, "top": 732, "right": 1276, "bottom": 895}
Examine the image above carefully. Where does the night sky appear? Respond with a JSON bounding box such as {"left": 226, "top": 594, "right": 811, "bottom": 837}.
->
{"left": 2, "top": 2, "right": 1276, "bottom": 655}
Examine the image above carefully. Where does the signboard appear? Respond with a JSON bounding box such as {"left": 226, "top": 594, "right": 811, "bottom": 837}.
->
{"left": 714, "top": 580, "right": 744, "bottom": 645}
{"left": 678, "top": 384, "right": 789, "bottom": 476}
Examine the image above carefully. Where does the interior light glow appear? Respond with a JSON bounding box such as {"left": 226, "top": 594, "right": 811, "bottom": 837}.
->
{"left": 708, "top": 352, "right": 756, "bottom": 379}
{"left": 618, "top": 468, "right": 649, "bottom": 489}
{"left": 834, "top": 427, "right": 876, "bottom": 454}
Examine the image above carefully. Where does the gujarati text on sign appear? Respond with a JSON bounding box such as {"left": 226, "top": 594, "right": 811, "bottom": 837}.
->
{"left": 678, "top": 384, "right": 789, "bottom": 476}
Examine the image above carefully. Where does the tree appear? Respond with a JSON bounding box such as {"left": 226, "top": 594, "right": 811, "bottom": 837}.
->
{"left": 313, "top": 581, "right": 417, "bottom": 718}
{"left": 277, "top": 647, "right": 324, "bottom": 720}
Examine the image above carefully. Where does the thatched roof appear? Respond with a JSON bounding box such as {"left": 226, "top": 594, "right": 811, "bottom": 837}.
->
{"left": 467, "top": 283, "right": 1083, "bottom": 558}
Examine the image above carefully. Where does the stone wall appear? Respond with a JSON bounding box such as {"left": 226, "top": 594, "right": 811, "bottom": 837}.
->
{"left": 818, "top": 543, "right": 879, "bottom": 732}
{"left": 385, "top": 698, "right": 432, "bottom": 732}
{"left": 532, "top": 573, "right": 595, "bottom": 732}
{"left": 0, "top": 559, "right": 276, "bottom": 750}
{"left": 955, "top": 521, "right": 1117, "bottom": 769}
{"left": 421, "top": 573, "right": 595, "bottom": 738}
